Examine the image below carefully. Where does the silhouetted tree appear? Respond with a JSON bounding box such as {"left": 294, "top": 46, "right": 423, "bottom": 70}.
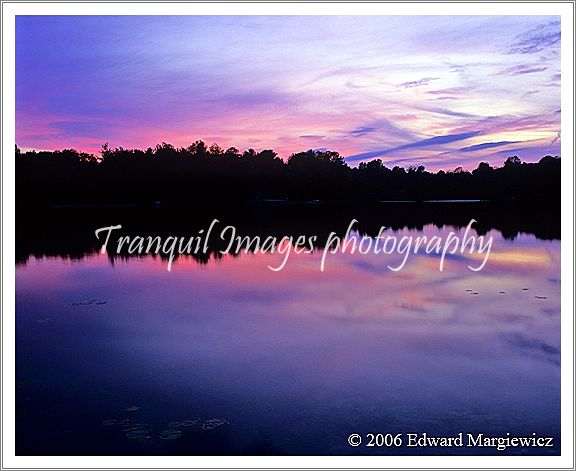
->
{"left": 15, "top": 142, "right": 561, "bottom": 207}
{"left": 504, "top": 155, "right": 522, "bottom": 167}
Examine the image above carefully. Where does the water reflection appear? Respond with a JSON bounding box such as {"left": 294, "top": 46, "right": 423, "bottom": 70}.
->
{"left": 16, "top": 219, "right": 560, "bottom": 456}
{"left": 16, "top": 202, "right": 560, "bottom": 267}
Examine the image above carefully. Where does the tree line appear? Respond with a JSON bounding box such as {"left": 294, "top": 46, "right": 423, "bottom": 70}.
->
{"left": 15, "top": 141, "right": 561, "bottom": 206}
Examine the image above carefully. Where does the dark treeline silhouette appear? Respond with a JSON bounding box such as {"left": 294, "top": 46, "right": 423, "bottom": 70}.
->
{"left": 15, "top": 141, "right": 560, "bottom": 206}
{"left": 16, "top": 202, "right": 560, "bottom": 266}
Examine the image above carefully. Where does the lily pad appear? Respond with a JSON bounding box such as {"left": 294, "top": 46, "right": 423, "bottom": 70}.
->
{"left": 117, "top": 418, "right": 137, "bottom": 426}
{"left": 100, "top": 419, "right": 117, "bottom": 426}
{"left": 125, "top": 429, "right": 150, "bottom": 440}
{"left": 182, "top": 418, "right": 200, "bottom": 427}
{"left": 69, "top": 299, "right": 107, "bottom": 306}
{"left": 121, "top": 423, "right": 146, "bottom": 432}
{"left": 16, "top": 378, "right": 35, "bottom": 388}
{"left": 159, "top": 429, "right": 182, "bottom": 440}
{"left": 201, "top": 418, "right": 229, "bottom": 431}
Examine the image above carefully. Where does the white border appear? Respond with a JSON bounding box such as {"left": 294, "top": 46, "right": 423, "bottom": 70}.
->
{"left": 2, "top": 2, "right": 574, "bottom": 469}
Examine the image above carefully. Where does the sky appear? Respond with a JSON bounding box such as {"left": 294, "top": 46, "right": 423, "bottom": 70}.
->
{"left": 16, "top": 15, "right": 561, "bottom": 170}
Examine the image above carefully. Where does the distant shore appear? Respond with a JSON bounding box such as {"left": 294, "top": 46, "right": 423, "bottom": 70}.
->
{"left": 16, "top": 144, "right": 561, "bottom": 208}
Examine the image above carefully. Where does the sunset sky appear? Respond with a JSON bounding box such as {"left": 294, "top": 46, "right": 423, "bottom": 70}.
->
{"left": 16, "top": 15, "right": 560, "bottom": 170}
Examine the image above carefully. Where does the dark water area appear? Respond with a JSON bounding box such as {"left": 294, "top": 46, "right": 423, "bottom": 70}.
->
{"left": 16, "top": 203, "right": 560, "bottom": 455}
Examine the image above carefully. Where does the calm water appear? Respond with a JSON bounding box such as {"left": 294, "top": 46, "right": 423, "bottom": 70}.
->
{"left": 16, "top": 221, "right": 560, "bottom": 455}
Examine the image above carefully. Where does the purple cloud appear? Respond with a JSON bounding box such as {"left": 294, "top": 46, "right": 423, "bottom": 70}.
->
{"left": 459, "top": 141, "right": 519, "bottom": 152}
{"left": 507, "top": 20, "right": 560, "bottom": 54}
{"left": 345, "top": 131, "right": 483, "bottom": 162}
{"left": 400, "top": 131, "right": 483, "bottom": 149}
{"left": 496, "top": 65, "right": 548, "bottom": 76}
{"left": 398, "top": 77, "right": 439, "bottom": 89}
{"left": 350, "top": 126, "right": 377, "bottom": 136}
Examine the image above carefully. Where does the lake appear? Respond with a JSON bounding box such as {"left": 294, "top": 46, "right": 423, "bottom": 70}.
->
{"left": 15, "top": 204, "right": 561, "bottom": 455}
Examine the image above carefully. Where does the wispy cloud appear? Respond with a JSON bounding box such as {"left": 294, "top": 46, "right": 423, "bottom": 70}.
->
{"left": 507, "top": 20, "right": 560, "bottom": 54}
{"left": 459, "top": 141, "right": 519, "bottom": 152}
{"left": 426, "top": 87, "right": 469, "bottom": 96}
{"left": 417, "top": 105, "right": 478, "bottom": 119}
{"left": 343, "top": 118, "right": 417, "bottom": 142}
{"left": 496, "top": 65, "right": 547, "bottom": 76}
{"left": 398, "top": 77, "right": 439, "bottom": 89}
{"left": 346, "top": 130, "right": 482, "bottom": 162}
{"left": 350, "top": 126, "right": 377, "bottom": 136}
{"left": 401, "top": 131, "right": 483, "bottom": 149}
